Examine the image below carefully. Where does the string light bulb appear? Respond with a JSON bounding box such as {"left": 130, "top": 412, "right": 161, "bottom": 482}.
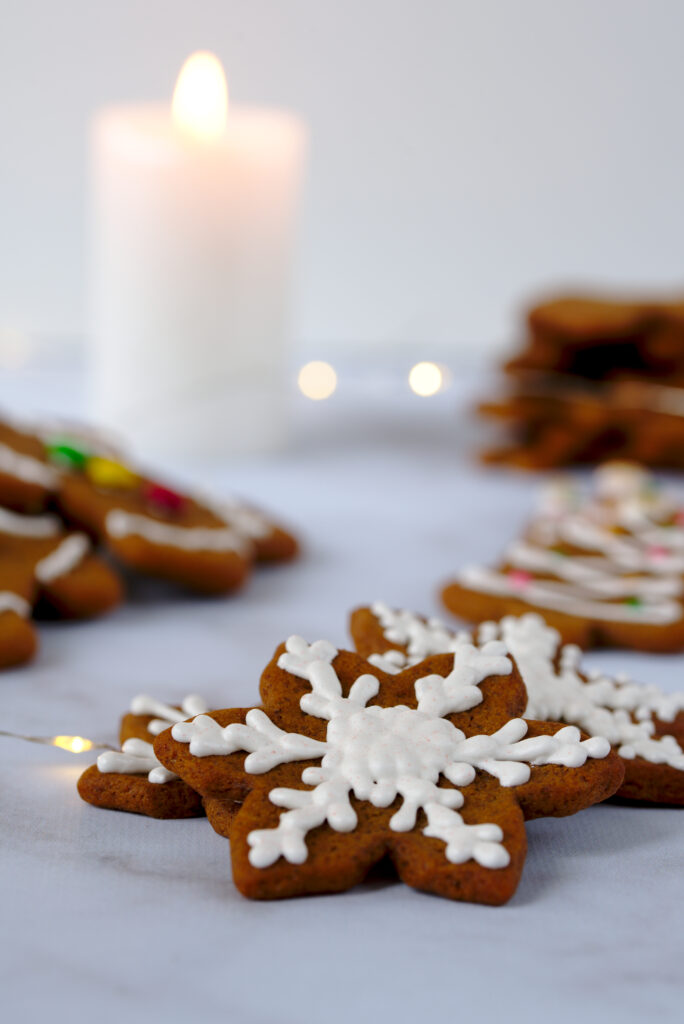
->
{"left": 408, "top": 361, "right": 447, "bottom": 397}
{"left": 51, "top": 735, "right": 95, "bottom": 754}
{"left": 298, "top": 361, "right": 338, "bottom": 401}
{"left": 0, "top": 730, "right": 112, "bottom": 753}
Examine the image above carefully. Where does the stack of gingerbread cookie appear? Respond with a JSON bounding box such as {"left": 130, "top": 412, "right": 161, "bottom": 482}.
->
{"left": 480, "top": 292, "right": 684, "bottom": 468}
{"left": 76, "top": 599, "right": 684, "bottom": 906}
{"left": 0, "top": 414, "right": 298, "bottom": 668}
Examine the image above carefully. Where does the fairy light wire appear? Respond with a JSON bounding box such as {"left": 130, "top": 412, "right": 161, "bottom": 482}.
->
{"left": 0, "top": 730, "right": 115, "bottom": 753}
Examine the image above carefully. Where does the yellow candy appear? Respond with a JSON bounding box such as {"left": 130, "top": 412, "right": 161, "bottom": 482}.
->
{"left": 86, "top": 456, "right": 139, "bottom": 490}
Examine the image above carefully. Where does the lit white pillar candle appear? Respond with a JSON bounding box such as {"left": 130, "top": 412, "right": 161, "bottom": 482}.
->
{"left": 89, "top": 52, "right": 307, "bottom": 460}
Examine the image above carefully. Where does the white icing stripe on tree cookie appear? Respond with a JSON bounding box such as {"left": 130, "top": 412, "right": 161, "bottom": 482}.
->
{"left": 0, "top": 508, "right": 60, "bottom": 538}
{"left": 0, "top": 591, "right": 31, "bottom": 617}
{"left": 106, "top": 510, "right": 250, "bottom": 554}
{"left": 457, "top": 565, "right": 682, "bottom": 625}
{"left": 0, "top": 443, "right": 59, "bottom": 488}
{"left": 34, "top": 534, "right": 90, "bottom": 584}
{"left": 532, "top": 514, "right": 684, "bottom": 573}
{"left": 368, "top": 605, "right": 684, "bottom": 771}
{"left": 97, "top": 738, "right": 177, "bottom": 784}
{"left": 129, "top": 694, "right": 210, "bottom": 736}
{"left": 171, "top": 635, "right": 609, "bottom": 870}
{"left": 505, "top": 540, "right": 682, "bottom": 597}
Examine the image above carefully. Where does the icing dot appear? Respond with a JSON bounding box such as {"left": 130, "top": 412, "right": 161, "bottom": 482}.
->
{"left": 87, "top": 456, "right": 139, "bottom": 490}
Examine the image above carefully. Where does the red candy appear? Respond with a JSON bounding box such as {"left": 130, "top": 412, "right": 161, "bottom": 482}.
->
{"left": 143, "top": 482, "right": 186, "bottom": 514}
{"left": 508, "top": 569, "right": 532, "bottom": 590}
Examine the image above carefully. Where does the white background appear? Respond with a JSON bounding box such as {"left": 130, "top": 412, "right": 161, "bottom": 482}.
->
{"left": 2, "top": 0, "right": 684, "bottom": 356}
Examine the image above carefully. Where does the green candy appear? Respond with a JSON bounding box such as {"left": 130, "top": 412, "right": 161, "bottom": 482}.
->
{"left": 45, "top": 439, "right": 90, "bottom": 470}
{"left": 624, "top": 596, "right": 642, "bottom": 608}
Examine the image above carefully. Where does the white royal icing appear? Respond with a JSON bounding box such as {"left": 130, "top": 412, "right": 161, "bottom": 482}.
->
{"left": 0, "top": 442, "right": 59, "bottom": 488}
{"left": 129, "top": 694, "right": 210, "bottom": 736}
{"left": 0, "top": 508, "right": 60, "bottom": 538}
{"left": 106, "top": 510, "right": 250, "bottom": 555}
{"left": 367, "top": 604, "right": 684, "bottom": 772}
{"left": 213, "top": 499, "right": 273, "bottom": 541}
{"left": 458, "top": 564, "right": 682, "bottom": 625}
{"left": 96, "top": 738, "right": 177, "bottom": 784}
{"left": 172, "top": 635, "right": 609, "bottom": 870}
{"left": 0, "top": 591, "right": 31, "bottom": 617}
{"left": 457, "top": 463, "right": 684, "bottom": 626}
{"left": 34, "top": 533, "right": 90, "bottom": 584}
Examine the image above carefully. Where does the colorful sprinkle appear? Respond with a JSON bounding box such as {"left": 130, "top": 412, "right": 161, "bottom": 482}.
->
{"left": 46, "top": 440, "right": 89, "bottom": 470}
{"left": 648, "top": 545, "right": 669, "bottom": 561}
{"left": 86, "top": 456, "right": 139, "bottom": 490}
{"left": 624, "top": 596, "right": 642, "bottom": 608}
{"left": 143, "top": 481, "right": 186, "bottom": 514}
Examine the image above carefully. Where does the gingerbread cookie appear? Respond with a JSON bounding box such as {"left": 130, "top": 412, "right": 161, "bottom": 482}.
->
{"left": 120, "top": 693, "right": 210, "bottom": 743}
{"left": 0, "top": 414, "right": 299, "bottom": 592}
{"left": 442, "top": 464, "right": 684, "bottom": 651}
{"left": 77, "top": 739, "right": 204, "bottom": 819}
{"left": 0, "top": 506, "right": 122, "bottom": 669}
{"left": 53, "top": 449, "right": 252, "bottom": 594}
{"left": 78, "top": 692, "right": 213, "bottom": 818}
{"left": 153, "top": 635, "right": 622, "bottom": 904}
{"left": 351, "top": 602, "right": 684, "bottom": 805}
{"left": 0, "top": 419, "right": 60, "bottom": 513}
{"left": 479, "top": 292, "right": 684, "bottom": 469}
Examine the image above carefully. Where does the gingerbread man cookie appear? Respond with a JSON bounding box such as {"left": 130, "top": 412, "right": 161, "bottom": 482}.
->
{"left": 442, "top": 464, "right": 684, "bottom": 651}
{"left": 0, "top": 506, "right": 122, "bottom": 669}
{"left": 0, "top": 414, "right": 299, "bottom": 593}
{"left": 351, "top": 602, "right": 684, "bottom": 805}
{"left": 0, "top": 419, "right": 60, "bottom": 513}
{"left": 153, "top": 635, "right": 622, "bottom": 904}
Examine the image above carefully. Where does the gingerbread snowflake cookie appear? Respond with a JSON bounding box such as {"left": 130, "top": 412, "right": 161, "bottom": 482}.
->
{"left": 352, "top": 602, "right": 684, "bottom": 805}
{"left": 77, "top": 692, "right": 211, "bottom": 819}
{"left": 0, "top": 506, "right": 122, "bottom": 669}
{"left": 153, "top": 635, "right": 622, "bottom": 903}
{"left": 442, "top": 463, "right": 684, "bottom": 650}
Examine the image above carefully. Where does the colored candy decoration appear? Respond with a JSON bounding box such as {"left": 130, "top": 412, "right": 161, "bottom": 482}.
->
{"left": 624, "top": 596, "right": 642, "bottom": 608}
{"left": 46, "top": 439, "right": 90, "bottom": 471}
{"left": 86, "top": 456, "right": 139, "bottom": 490}
{"left": 508, "top": 569, "right": 532, "bottom": 590}
{"left": 143, "top": 481, "right": 186, "bottom": 514}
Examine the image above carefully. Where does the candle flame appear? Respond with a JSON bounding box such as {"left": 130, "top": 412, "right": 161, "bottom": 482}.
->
{"left": 51, "top": 735, "right": 95, "bottom": 754}
{"left": 172, "top": 51, "right": 229, "bottom": 140}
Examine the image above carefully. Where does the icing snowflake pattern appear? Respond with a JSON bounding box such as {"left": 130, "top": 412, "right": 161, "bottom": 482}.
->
{"left": 173, "top": 635, "right": 609, "bottom": 870}
{"left": 369, "top": 603, "right": 684, "bottom": 772}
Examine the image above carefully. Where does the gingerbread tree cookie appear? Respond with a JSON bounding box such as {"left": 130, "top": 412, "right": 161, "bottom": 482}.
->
{"left": 0, "top": 506, "right": 121, "bottom": 669}
{"left": 153, "top": 635, "right": 622, "bottom": 904}
{"left": 442, "top": 463, "right": 684, "bottom": 651}
{"left": 351, "top": 602, "right": 684, "bottom": 805}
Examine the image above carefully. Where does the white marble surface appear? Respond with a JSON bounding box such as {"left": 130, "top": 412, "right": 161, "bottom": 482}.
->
{"left": 2, "top": 367, "right": 684, "bottom": 1024}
